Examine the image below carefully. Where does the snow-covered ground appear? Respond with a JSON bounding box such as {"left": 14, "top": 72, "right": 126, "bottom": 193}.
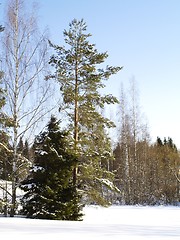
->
{"left": 0, "top": 205, "right": 179, "bottom": 239}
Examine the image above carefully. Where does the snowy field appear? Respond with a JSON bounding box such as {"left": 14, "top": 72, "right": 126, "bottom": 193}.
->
{"left": 0, "top": 205, "right": 179, "bottom": 240}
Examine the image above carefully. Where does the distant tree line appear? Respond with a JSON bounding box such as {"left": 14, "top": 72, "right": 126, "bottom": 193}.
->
{"left": 113, "top": 81, "right": 179, "bottom": 205}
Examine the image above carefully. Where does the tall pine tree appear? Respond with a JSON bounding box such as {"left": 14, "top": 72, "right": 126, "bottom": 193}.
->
{"left": 49, "top": 19, "right": 122, "bottom": 205}
{"left": 20, "top": 116, "right": 83, "bottom": 220}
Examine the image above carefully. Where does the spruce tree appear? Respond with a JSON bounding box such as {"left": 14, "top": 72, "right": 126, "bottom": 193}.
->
{"left": 49, "top": 19, "right": 122, "bottom": 205}
{"left": 20, "top": 116, "right": 83, "bottom": 220}
{"left": 15, "top": 137, "right": 31, "bottom": 183}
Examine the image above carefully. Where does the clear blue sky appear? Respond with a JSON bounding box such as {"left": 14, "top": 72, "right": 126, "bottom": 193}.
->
{"left": 1, "top": 0, "right": 180, "bottom": 147}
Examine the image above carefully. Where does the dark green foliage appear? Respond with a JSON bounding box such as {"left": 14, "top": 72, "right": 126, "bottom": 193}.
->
{"left": 20, "top": 116, "right": 83, "bottom": 220}
{"left": 157, "top": 137, "right": 163, "bottom": 146}
{"left": 0, "top": 81, "right": 13, "bottom": 181}
{"left": 0, "top": 132, "right": 12, "bottom": 180}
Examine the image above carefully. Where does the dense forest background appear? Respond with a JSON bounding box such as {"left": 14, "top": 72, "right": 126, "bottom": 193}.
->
{"left": 0, "top": 0, "right": 179, "bottom": 219}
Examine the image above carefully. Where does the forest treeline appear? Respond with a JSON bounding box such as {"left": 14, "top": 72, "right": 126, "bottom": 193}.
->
{"left": 0, "top": 0, "right": 179, "bottom": 219}
{"left": 114, "top": 135, "right": 179, "bottom": 205}
{"left": 111, "top": 82, "right": 180, "bottom": 205}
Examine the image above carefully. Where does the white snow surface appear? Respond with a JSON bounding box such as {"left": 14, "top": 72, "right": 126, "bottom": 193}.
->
{"left": 0, "top": 205, "right": 179, "bottom": 239}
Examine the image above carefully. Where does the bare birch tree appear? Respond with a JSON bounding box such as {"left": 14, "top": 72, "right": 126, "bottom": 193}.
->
{"left": 1, "top": 0, "right": 53, "bottom": 216}
{"left": 114, "top": 79, "right": 151, "bottom": 204}
{"left": 114, "top": 84, "right": 131, "bottom": 203}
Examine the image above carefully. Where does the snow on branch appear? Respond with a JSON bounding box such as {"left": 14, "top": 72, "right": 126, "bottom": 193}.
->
{"left": 96, "top": 178, "right": 120, "bottom": 193}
